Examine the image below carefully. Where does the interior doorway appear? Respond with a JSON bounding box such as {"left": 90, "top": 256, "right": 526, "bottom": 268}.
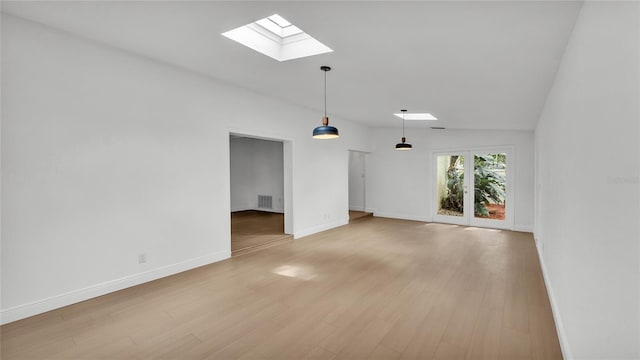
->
{"left": 229, "top": 134, "right": 293, "bottom": 256}
{"left": 432, "top": 147, "right": 514, "bottom": 229}
{"left": 348, "top": 150, "right": 372, "bottom": 222}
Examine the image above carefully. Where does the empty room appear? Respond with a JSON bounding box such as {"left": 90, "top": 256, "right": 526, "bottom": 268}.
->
{"left": 1, "top": 1, "right": 638, "bottom": 359}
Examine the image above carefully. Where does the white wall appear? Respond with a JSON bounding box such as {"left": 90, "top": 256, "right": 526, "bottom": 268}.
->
{"left": 230, "top": 137, "right": 255, "bottom": 213}
{"left": 230, "top": 136, "right": 284, "bottom": 213}
{"left": 348, "top": 151, "right": 366, "bottom": 211}
{"left": 368, "top": 128, "right": 535, "bottom": 231}
{"left": 0, "top": 15, "right": 371, "bottom": 323}
{"left": 534, "top": 2, "right": 640, "bottom": 358}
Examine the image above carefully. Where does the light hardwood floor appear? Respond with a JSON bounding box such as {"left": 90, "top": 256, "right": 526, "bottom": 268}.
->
{"left": 231, "top": 211, "right": 292, "bottom": 256}
{"left": 349, "top": 211, "right": 373, "bottom": 222}
{"left": 1, "top": 217, "right": 562, "bottom": 359}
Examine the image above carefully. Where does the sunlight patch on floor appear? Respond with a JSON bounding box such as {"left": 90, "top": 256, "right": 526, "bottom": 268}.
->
{"left": 463, "top": 227, "right": 502, "bottom": 232}
{"left": 272, "top": 264, "right": 317, "bottom": 281}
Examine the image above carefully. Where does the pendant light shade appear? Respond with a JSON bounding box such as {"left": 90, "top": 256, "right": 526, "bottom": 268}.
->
{"left": 313, "top": 117, "right": 339, "bottom": 139}
{"left": 395, "top": 109, "right": 412, "bottom": 150}
{"left": 313, "top": 66, "right": 339, "bottom": 139}
{"left": 395, "top": 138, "right": 412, "bottom": 150}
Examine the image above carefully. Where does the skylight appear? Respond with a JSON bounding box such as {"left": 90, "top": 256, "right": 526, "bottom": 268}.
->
{"left": 394, "top": 113, "right": 438, "bottom": 121}
{"left": 222, "top": 14, "right": 333, "bottom": 62}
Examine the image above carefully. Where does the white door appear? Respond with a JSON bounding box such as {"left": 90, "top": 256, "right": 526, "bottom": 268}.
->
{"left": 433, "top": 148, "right": 513, "bottom": 230}
{"left": 348, "top": 151, "right": 367, "bottom": 211}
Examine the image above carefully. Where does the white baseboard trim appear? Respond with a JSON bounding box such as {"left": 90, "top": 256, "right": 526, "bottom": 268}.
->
{"left": 349, "top": 205, "right": 365, "bottom": 212}
{"left": 514, "top": 224, "right": 534, "bottom": 233}
{"left": 294, "top": 218, "right": 348, "bottom": 239}
{"left": 231, "top": 208, "right": 284, "bottom": 214}
{"left": 0, "top": 250, "right": 230, "bottom": 325}
{"left": 535, "top": 240, "right": 573, "bottom": 359}
{"left": 373, "top": 212, "right": 430, "bottom": 223}
{"left": 261, "top": 208, "right": 285, "bottom": 214}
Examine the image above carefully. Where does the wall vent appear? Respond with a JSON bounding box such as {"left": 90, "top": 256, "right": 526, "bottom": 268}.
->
{"left": 258, "top": 195, "right": 273, "bottom": 209}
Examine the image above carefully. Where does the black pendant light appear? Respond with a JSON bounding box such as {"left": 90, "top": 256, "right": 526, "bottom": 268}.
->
{"left": 312, "top": 66, "right": 339, "bottom": 139}
{"left": 395, "top": 109, "right": 412, "bottom": 150}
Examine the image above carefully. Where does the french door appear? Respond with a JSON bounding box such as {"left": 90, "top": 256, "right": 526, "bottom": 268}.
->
{"left": 432, "top": 148, "right": 513, "bottom": 230}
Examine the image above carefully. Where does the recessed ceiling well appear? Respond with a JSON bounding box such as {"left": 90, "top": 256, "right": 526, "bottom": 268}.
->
{"left": 221, "top": 13, "right": 333, "bottom": 62}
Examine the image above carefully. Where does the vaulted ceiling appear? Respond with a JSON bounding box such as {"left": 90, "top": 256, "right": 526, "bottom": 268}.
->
{"left": 1, "top": 1, "right": 582, "bottom": 130}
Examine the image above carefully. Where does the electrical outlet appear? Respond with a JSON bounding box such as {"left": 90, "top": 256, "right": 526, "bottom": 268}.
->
{"left": 138, "top": 253, "right": 147, "bottom": 264}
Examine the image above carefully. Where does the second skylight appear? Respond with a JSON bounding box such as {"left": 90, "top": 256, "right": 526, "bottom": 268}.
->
{"left": 393, "top": 113, "right": 438, "bottom": 121}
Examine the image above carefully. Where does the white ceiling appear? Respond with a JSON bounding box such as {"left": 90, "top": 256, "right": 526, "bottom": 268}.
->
{"left": 1, "top": 1, "right": 582, "bottom": 130}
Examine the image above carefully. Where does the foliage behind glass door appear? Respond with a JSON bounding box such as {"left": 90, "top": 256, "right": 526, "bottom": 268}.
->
{"left": 438, "top": 153, "right": 506, "bottom": 219}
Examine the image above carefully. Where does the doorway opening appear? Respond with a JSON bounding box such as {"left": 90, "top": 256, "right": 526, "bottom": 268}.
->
{"left": 433, "top": 148, "right": 514, "bottom": 229}
{"left": 230, "top": 134, "right": 293, "bottom": 256}
{"left": 348, "top": 150, "right": 372, "bottom": 222}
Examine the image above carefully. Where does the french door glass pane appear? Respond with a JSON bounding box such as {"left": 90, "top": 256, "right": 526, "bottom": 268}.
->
{"left": 473, "top": 153, "right": 506, "bottom": 220}
{"left": 436, "top": 154, "right": 465, "bottom": 217}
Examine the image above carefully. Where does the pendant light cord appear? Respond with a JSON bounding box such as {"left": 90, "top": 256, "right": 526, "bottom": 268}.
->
{"left": 324, "top": 70, "right": 327, "bottom": 118}
{"left": 402, "top": 110, "right": 406, "bottom": 138}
